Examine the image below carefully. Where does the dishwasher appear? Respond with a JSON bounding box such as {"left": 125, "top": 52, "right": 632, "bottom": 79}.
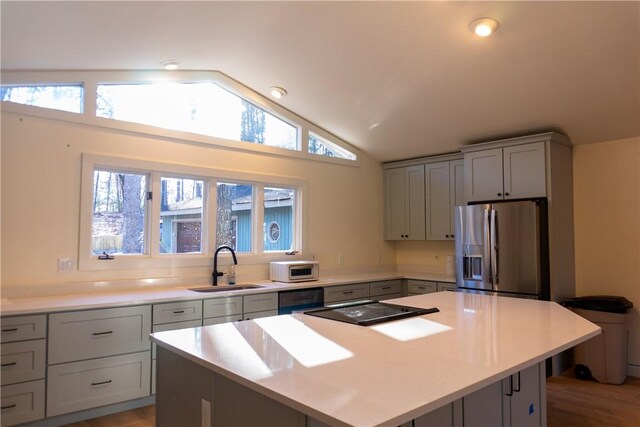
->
{"left": 278, "top": 287, "right": 324, "bottom": 315}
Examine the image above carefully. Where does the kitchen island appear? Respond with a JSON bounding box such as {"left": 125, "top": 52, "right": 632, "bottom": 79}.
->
{"left": 151, "top": 292, "right": 600, "bottom": 427}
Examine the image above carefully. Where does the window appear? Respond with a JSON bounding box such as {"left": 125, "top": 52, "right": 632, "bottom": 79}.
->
{"left": 92, "top": 169, "right": 148, "bottom": 256}
{"left": 216, "top": 182, "right": 253, "bottom": 253}
{"left": 2, "top": 71, "right": 359, "bottom": 165}
{"left": 160, "top": 177, "right": 205, "bottom": 254}
{"left": 0, "top": 84, "right": 83, "bottom": 113}
{"left": 264, "top": 187, "right": 295, "bottom": 252}
{"left": 96, "top": 82, "right": 298, "bottom": 150}
{"left": 80, "top": 156, "right": 306, "bottom": 269}
{"left": 308, "top": 132, "right": 357, "bottom": 160}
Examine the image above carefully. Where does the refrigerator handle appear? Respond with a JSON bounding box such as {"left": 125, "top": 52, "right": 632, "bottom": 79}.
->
{"left": 490, "top": 209, "right": 498, "bottom": 285}
{"left": 483, "top": 208, "right": 492, "bottom": 285}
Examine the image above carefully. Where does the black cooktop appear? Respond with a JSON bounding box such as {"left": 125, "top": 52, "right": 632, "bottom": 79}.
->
{"left": 304, "top": 301, "right": 439, "bottom": 326}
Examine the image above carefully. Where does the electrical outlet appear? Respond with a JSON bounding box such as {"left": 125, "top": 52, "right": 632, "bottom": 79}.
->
{"left": 201, "top": 399, "right": 211, "bottom": 427}
{"left": 57, "top": 258, "right": 73, "bottom": 273}
{"left": 338, "top": 254, "right": 344, "bottom": 265}
{"left": 376, "top": 252, "right": 381, "bottom": 264}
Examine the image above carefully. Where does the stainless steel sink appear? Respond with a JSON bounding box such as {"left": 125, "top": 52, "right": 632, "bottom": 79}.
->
{"left": 188, "top": 285, "right": 264, "bottom": 293}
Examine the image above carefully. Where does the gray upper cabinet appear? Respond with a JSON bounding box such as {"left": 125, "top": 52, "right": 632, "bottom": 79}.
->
{"left": 425, "top": 160, "right": 464, "bottom": 240}
{"left": 384, "top": 165, "right": 426, "bottom": 240}
{"left": 463, "top": 141, "right": 546, "bottom": 202}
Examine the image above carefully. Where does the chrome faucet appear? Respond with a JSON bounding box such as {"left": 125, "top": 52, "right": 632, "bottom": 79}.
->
{"left": 212, "top": 245, "right": 237, "bottom": 286}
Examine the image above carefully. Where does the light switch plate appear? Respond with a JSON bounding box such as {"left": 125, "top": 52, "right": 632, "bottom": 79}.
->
{"left": 57, "top": 258, "right": 74, "bottom": 272}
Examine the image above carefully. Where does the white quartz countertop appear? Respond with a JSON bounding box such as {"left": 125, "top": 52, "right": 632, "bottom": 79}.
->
{"left": 0, "top": 271, "right": 454, "bottom": 316}
{"left": 151, "top": 292, "right": 600, "bottom": 427}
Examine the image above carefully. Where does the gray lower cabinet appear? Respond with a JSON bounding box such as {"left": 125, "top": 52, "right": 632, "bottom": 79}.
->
{"left": 407, "top": 280, "right": 437, "bottom": 295}
{"left": 1, "top": 380, "right": 45, "bottom": 427}
{"left": 243, "top": 293, "right": 278, "bottom": 320}
{"left": 47, "top": 352, "right": 150, "bottom": 417}
{"left": 47, "top": 305, "right": 151, "bottom": 417}
{"left": 502, "top": 363, "right": 543, "bottom": 427}
{"left": 463, "top": 379, "right": 503, "bottom": 427}
{"left": 1, "top": 314, "right": 47, "bottom": 427}
{"left": 370, "top": 280, "right": 402, "bottom": 301}
{"left": 203, "top": 296, "right": 242, "bottom": 324}
{"left": 437, "top": 282, "right": 457, "bottom": 292}
{"left": 48, "top": 305, "right": 151, "bottom": 365}
{"left": 464, "top": 362, "right": 544, "bottom": 427}
{"left": 324, "top": 283, "right": 370, "bottom": 304}
{"left": 152, "top": 300, "right": 202, "bottom": 325}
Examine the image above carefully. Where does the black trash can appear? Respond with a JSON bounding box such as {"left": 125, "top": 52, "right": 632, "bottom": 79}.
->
{"left": 561, "top": 296, "right": 633, "bottom": 384}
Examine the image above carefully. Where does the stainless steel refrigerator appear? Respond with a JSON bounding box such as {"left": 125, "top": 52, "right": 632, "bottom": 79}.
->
{"left": 454, "top": 200, "right": 550, "bottom": 300}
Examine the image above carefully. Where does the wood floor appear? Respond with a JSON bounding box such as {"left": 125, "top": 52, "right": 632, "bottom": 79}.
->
{"left": 546, "top": 373, "right": 640, "bottom": 427}
{"left": 63, "top": 373, "right": 639, "bottom": 427}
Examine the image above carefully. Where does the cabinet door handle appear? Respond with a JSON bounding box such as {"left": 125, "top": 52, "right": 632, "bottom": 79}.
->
{"left": 1, "top": 362, "right": 17, "bottom": 368}
{"left": 1, "top": 328, "right": 18, "bottom": 333}
{"left": 506, "top": 375, "right": 514, "bottom": 396}
{"left": 91, "top": 379, "right": 112, "bottom": 386}
{"left": 1, "top": 404, "right": 16, "bottom": 410}
{"left": 173, "top": 310, "right": 185, "bottom": 314}
{"left": 514, "top": 371, "right": 521, "bottom": 393}
{"left": 92, "top": 331, "right": 113, "bottom": 336}
{"left": 381, "top": 286, "right": 391, "bottom": 290}
{"left": 505, "top": 192, "right": 510, "bottom": 197}
{"left": 445, "top": 234, "right": 450, "bottom": 238}
{"left": 497, "top": 193, "right": 503, "bottom": 197}
{"left": 343, "top": 291, "right": 354, "bottom": 295}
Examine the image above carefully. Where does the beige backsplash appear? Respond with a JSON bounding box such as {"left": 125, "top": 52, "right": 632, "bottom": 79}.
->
{"left": 395, "top": 240, "right": 455, "bottom": 275}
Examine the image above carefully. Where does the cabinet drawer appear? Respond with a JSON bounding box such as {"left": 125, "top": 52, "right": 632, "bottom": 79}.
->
{"left": 324, "top": 283, "right": 370, "bottom": 303}
{"left": 243, "top": 293, "right": 277, "bottom": 314}
{"left": 48, "top": 305, "right": 151, "bottom": 364}
{"left": 243, "top": 309, "right": 278, "bottom": 321}
{"left": 46, "top": 351, "right": 150, "bottom": 417}
{"left": 375, "top": 293, "right": 403, "bottom": 301}
{"left": 1, "top": 379, "right": 45, "bottom": 426}
{"left": 152, "top": 319, "right": 202, "bottom": 359}
{"left": 202, "top": 315, "right": 242, "bottom": 326}
{"left": 1, "top": 315, "right": 46, "bottom": 343}
{"left": 437, "top": 282, "right": 457, "bottom": 292}
{"left": 153, "top": 300, "right": 202, "bottom": 325}
{"left": 370, "top": 280, "right": 402, "bottom": 297}
{"left": 407, "top": 280, "right": 437, "bottom": 295}
{"left": 1, "top": 340, "right": 46, "bottom": 386}
{"left": 203, "top": 296, "right": 242, "bottom": 318}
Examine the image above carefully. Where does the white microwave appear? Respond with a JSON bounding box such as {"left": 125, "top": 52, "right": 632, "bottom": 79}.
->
{"left": 270, "top": 261, "right": 319, "bottom": 282}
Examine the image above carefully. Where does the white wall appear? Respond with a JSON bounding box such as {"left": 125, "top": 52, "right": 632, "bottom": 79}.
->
{"left": 0, "top": 112, "right": 395, "bottom": 288}
{"left": 573, "top": 137, "right": 640, "bottom": 373}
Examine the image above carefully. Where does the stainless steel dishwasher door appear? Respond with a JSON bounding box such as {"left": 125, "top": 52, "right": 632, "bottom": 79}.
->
{"left": 278, "top": 288, "right": 324, "bottom": 315}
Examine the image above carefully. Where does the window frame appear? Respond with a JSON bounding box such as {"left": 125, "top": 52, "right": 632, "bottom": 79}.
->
{"left": 2, "top": 70, "right": 360, "bottom": 166}
{"left": 79, "top": 154, "right": 308, "bottom": 271}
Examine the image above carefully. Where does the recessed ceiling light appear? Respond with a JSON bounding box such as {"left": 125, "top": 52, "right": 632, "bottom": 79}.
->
{"left": 470, "top": 18, "right": 499, "bottom": 37}
{"left": 161, "top": 60, "right": 179, "bottom": 70}
{"left": 270, "top": 86, "right": 287, "bottom": 99}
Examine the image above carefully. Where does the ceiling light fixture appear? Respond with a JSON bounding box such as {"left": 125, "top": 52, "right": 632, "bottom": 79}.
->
{"left": 270, "top": 86, "right": 287, "bottom": 99}
{"left": 470, "top": 18, "right": 499, "bottom": 37}
{"left": 161, "top": 60, "right": 179, "bottom": 70}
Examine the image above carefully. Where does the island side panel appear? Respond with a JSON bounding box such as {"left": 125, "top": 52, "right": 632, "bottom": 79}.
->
{"left": 156, "top": 346, "right": 306, "bottom": 427}
{"left": 156, "top": 346, "right": 214, "bottom": 427}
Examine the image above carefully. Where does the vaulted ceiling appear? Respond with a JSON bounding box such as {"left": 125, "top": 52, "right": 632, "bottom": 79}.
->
{"left": 2, "top": 1, "right": 639, "bottom": 162}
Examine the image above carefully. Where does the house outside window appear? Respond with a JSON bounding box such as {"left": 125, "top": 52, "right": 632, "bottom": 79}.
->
{"left": 159, "top": 177, "right": 205, "bottom": 254}
{"left": 264, "top": 187, "right": 295, "bottom": 252}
